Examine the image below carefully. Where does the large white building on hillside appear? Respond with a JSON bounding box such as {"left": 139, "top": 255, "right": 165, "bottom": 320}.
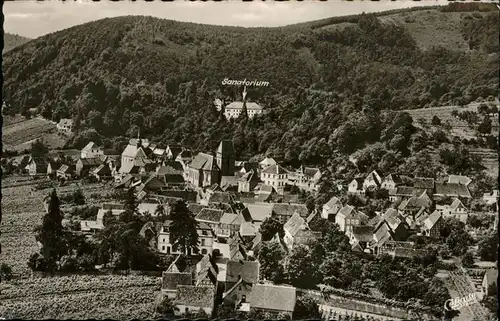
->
{"left": 217, "top": 86, "right": 263, "bottom": 120}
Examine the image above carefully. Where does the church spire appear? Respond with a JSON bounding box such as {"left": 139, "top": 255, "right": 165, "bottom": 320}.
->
{"left": 137, "top": 128, "right": 141, "bottom": 147}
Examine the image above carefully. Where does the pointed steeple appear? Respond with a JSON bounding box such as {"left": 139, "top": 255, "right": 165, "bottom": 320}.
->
{"left": 137, "top": 128, "right": 141, "bottom": 147}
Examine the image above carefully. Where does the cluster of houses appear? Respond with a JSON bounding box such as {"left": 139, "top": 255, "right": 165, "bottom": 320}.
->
{"left": 318, "top": 170, "right": 493, "bottom": 257}
{"left": 25, "top": 130, "right": 498, "bottom": 319}
{"left": 160, "top": 253, "right": 296, "bottom": 318}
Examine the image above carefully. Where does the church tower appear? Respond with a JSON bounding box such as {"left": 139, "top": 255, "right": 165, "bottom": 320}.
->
{"left": 216, "top": 140, "right": 235, "bottom": 177}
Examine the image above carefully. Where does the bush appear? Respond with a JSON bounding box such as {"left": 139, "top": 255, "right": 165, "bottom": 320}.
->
{"left": 461, "top": 252, "right": 475, "bottom": 268}
{"left": 0, "top": 263, "right": 14, "bottom": 281}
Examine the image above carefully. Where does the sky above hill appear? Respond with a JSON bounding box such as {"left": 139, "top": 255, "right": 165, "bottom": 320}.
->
{"left": 5, "top": 0, "right": 450, "bottom": 39}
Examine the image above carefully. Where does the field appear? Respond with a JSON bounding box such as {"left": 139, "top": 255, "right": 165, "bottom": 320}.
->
{"left": 404, "top": 103, "right": 499, "bottom": 140}
{"left": 2, "top": 115, "right": 68, "bottom": 151}
{"left": 0, "top": 275, "right": 161, "bottom": 319}
{"left": 0, "top": 176, "right": 161, "bottom": 319}
{"left": 404, "top": 103, "right": 499, "bottom": 177}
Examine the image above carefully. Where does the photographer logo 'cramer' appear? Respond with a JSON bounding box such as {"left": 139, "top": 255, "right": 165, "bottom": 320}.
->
{"left": 444, "top": 293, "right": 479, "bottom": 311}
{"left": 221, "top": 78, "right": 269, "bottom": 87}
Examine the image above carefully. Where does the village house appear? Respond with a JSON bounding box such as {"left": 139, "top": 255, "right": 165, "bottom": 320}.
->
{"left": 481, "top": 269, "right": 498, "bottom": 298}
{"left": 157, "top": 220, "right": 214, "bottom": 255}
{"left": 288, "top": 166, "right": 322, "bottom": 192}
{"left": 79, "top": 220, "right": 105, "bottom": 234}
{"left": 241, "top": 203, "right": 274, "bottom": 223}
{"left": 335, "top": 205, "right": 368, "bottom": 232}
{"left": 447, "top": 175, "right": 472, "bottom": 186}
{"left": 195, "top": 208, "right": 225, "bottom": 236}
{"left": 413, "top": 177, "right": 435, "bottom": 195}
{"left": 349, "top": 225, "right": 374, "bottom": 252}
{"left": 436, "top": 198, "right": 469, "bottom": 223}
{"left": 381, "top": 174, "right": 404, "bottom": 190}
{"left": 434, "top": 182, "right": 472, "bottom": 199}
{"left": 321, "top": 196, "right": 343, "bottom": 220}
{"left": 57, "top": 164, "right": 75, "bottom": 180}
{"left": 175, "top": 149, "right": 193, "bottom": 173}
{"left": 56, "top": 118, "right": 73, "bottom": 133}
{"left": 91, "top": 164, "right": 112, "bottom": 181}
{"left": 120, "top": 133, "right": 151, "bottom": 171}
{"left": 259, "top": 157, "right": 277, "bottom": 170}
{"left": 348, "top": 176, "right": 365, "bottom": 195}
{"left": 483, "top": 190, "right": 499, "bottom": 205}
{"left": 80, "top": 141, "right": 104, "bottom": 159}
{"left": 363, "top": 170, "right": 382, "bottom": 191}
{"left": 248, "top": 284, "right": 296, "bottom": 318}
{"left": 213, "top": 233, "right": 248, "bottom": 260}
{"left": 397, "top": 191, "right": 433, "bottom": 218}
{"left": 370, "top": 208, "right": 410, "bottom": 241}
{"left": 162, "top": 258, "right": 193, "bottom": 299}
{"left": 388, "top": 186, "right": 416, "bottom": 202}
{"left": 422, "top": 211, "right": 443, "bottom": 238}
{"left": 218, "top": 212, "right": 240, "bottom": 238}
{"left": 283, "top": 212, "right": 320, "bottom": 251}
{"left": 187, "top": 153, "right": 220, "bottom": 188}
{"left": 166, "top": 144, "right": 183, "bottom": 160}
{"left": 156, "top": 161, "right": 185, "bottom": 185}
{"left": 27, "top": 157, "right": 48, "bottom": 176}
{"left": 271, "top": 203, "right": 309, "bottom": 224}
{"left": 173, "top": 286, "right": 216, "bottom": 317}
{"left": 221, "top": 260, "right": 260, "bottom": 309}
{"left": 76, "top": 157, "right": 102, "bottom": 177}
{"left": 239, "top": 221, "right": 260, "bottom": 243}
{"left": 195, "top": 254, "right": 219, "bottom": 287}
{"left": 238, "top": 169, "right": 259, "bottom": 193}
{"left": 46, "top": 160, "right": 62, "bottom": 177}
{"left": 369, "top": 222, "right": 394, "bottom": 255}
{"left": 254, "top": 185, "right": 277, "bottom": 202}
{"left": 260, "top": 164, "right": 289, "bottom": 195}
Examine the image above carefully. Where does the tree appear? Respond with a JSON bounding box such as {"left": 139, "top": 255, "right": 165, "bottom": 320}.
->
{"left": 154, "top": 204, "right": 167, "bottom": 221}
{"left": 0, "top": 263, "right": 13, "bottom": 281}
{"left": 286, "top": 245, "right": 317, "bottom": 288}
{"left": 72, "top": 189, "right": 85, "bottom": 205}
{"left": 156, "top": 295, "right": 174, "bottom": 316}
{"left": 293, "top": 295, "right": 321, "bottom": 320}
{"left": 258, "top": 242, "right": 286, "bottom": 283}
{"left": 34, "top": 189, "right": 67, "bottom": 269}
{"left": 169, "top": 200, "right": 199, "bottom": 255}
{"left": 477, "top": 233, "right": 498, "bottom": 262}
{"left": 431, "top": 115, "right": 441, "bottom": 126}
{"left": 259, "top": 217, "right": 283, "bottom": 241}
{"left": 461, "top": 252, "right": 474, "bottom": 268}
{"left": 31, "top": 139, "right": 49, "bottom": 158}
{"left": 477, "top": 116, "right": 492, "bottom": 135}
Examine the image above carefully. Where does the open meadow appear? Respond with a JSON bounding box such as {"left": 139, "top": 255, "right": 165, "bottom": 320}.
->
{"left": 0, "top": 176, "right": 162, "bottom": 319}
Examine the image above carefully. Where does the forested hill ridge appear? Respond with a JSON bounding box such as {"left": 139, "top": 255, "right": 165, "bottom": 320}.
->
{"left": 2, "top": 3, "right": 499, "bottom": 163}
{"left": 3, "top": 33, "right": 31, "bottom": 53}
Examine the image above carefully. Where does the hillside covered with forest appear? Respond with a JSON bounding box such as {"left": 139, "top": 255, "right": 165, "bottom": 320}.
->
{"left": 2, "top": 3, "right": 499, "bottom": 166}
{"left": 3, "top": 33, "right": 31, "bottom": 53}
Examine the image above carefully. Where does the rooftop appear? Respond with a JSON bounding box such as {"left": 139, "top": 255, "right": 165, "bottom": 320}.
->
{"left": 249, "top": 284, "right": 296, "bottom": 312}
{"left": 174, "top": 285, "right": 215, "bottom": 308}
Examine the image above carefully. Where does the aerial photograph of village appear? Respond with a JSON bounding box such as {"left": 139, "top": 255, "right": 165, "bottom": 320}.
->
{"left": 0, "top": 0, "right": 498, "bottom": 320}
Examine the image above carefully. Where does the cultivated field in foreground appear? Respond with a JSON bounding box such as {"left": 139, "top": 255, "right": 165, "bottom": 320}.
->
{"left": 2, "top": 116, "right": 67, "bottom": 151}
{"left": 0, "top": 275, "right": 161, "bottom": 320}
{"left": 0, "top": 177, "right": 161, "bottom": 319}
